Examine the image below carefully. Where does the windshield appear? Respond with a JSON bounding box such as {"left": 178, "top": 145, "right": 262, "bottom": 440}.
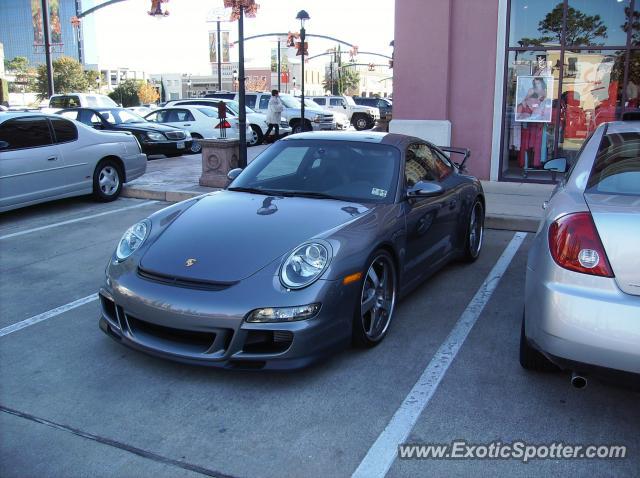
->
{"left": 279, "top": 95, "right": 301, "bottom": 108}
{"left": 98, "top": 109, "right": 146, "bottom": 124}
{"left": 344, "top": 96, "right": 356, "bottom": 106}
{"left": 229, "top": 139, "right": 399, "bottom": 203}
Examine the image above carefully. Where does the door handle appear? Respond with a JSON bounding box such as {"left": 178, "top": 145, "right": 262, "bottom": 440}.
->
{"left": 183, "top": 123, "right": 191, "bottom": 126}
{"left": 47, "top": 156, "right": 58, "bottom": 161}
{"left": 448, "top": 199, "right": 457, "bottom": 210}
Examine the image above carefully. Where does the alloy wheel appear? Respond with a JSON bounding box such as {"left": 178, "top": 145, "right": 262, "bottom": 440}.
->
{"left": 98, "top": 166, "right": 120, "bottom": 196}
{"left": 468, "top": 202, "right": 484, "bottom": 258}
{"left": 190, "top": 140, "right": 202, "bottom": 153}
{"left": 355, "top": 117, "right": 369, "bottom": 130}
{"left": 360, "top": 254, "right": 397, "bottom": 342}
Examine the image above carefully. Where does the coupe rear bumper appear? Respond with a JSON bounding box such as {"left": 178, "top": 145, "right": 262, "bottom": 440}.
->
{"left": 525, "top": 260, "right": 640, "bottom": 375}
{"left": 98, "top": 268, "right": 355, "bottom": 370}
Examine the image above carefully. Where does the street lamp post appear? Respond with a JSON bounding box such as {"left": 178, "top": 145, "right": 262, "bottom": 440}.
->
{"left": 41, "top": 0, "right": 55, "bottom": 97}
{"left": 296, "top": 10, "right": 310, "bottom": 131}
{"left": 233, "top": 69, "right": 238, "bottom": 91}
{"left": 187, "top": 76, "right": 192, "bottom": 98}
{"left": 237, "top": 6, "right": 247, "bottom": 168}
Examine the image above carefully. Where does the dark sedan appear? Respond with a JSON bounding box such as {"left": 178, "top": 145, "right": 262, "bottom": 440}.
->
{"left": 99, "top": 132, "right": 484, "bottom": 370}
{"left": 57, "top": 107, "right": 192, "bottom": 157}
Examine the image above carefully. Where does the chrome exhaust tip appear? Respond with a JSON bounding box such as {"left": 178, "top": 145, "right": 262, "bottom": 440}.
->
{"left": 571, "top": 372, "right": 588, "bottom": 389}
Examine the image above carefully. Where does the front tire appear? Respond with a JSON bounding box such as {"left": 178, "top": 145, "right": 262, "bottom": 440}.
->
{"left": 189, "top": 134, "right": 203, "bottom": 154}
{"left": 248, "top": 125, "right": 264, "bottom": 146}
{"left": 352, "top": 250, "right": 397, "bottom": 348}
{"left": 461, "top": 198, "right": 484, "bottom": 262}
{"left": 93, "top": 159, "right": 123, "bottom": 202}
{"left": 352, "top": 114, "right": 370, "bottom": 131}
{"left": 519, "top": 313, "right": 558, "bottom": 371}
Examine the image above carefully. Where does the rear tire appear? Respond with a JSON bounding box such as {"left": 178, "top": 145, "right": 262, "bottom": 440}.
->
{"left": 248, "top": 125, "right": 264, "bottom": 146}
{"left": 92, "top": 159, "right": 123, "bottom": 202}
{"left": 352, "top": 114, "right": 370, "bottom": 131}
{"left": 519, "top": 313, "right": 558, "bottom": 371}
{"left": 291, "top": 120, "right": 311, "bottom": 134}
{"left": 461, "top": 198, "right": 484, "bottom": 262}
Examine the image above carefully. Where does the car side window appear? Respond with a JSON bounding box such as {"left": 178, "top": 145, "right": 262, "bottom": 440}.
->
{"left": 313, "top": 98, "right": 325, "bottom": 106}
{"left": 60, "top": 110, "right": 79, "bottom": 121}
{"left": 145, "top": 111, "right": 158, "bottom": 122}
{"left": 259, "top": 96, "right": 271, "bottom": 110}
{"left": 173, "top": 109, "right": 195, "bottom": 122}
{"left": 88, "top": 112, "right": 104, "bottom": 126}
{"left": 405, "top": 143, "right": 453, "bottom": 186}
{"left": 50, "top": 117, "right": 78, "bottom": 143}
{"left": 245, "top": 94, "right": 257, "bottom": 109}
{"left": 0, "top": 117, "right": 53, "bottom": 150}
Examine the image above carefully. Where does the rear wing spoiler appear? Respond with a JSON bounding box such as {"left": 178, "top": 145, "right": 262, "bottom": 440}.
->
{"left": 438, "top": 146, "right": 470, "bottom": 171}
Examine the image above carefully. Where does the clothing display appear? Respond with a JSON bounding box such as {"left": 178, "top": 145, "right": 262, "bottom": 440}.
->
{"left": 518, "top": 123, "right": 544, "bottom": 169}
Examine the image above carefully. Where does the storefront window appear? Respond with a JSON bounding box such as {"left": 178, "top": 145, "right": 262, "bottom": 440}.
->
{"left": 501, "top": 1, "right": 639, "bottom": 182}
{"left": 567, "top": 1, "right": 630, "bottom": 46}
{"left": 557, "top": 50, "right": 625, "bottom": 162}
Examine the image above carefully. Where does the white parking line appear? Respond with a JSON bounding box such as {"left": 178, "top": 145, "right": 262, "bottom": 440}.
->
{"left": 352, "top": 232, "right": 527, "bottom": 478}
{"left": 0, "top": 201, "right": 157, "bottom": 241}
{"left": 0, "top": 294, "right": 98, "bottom": 337}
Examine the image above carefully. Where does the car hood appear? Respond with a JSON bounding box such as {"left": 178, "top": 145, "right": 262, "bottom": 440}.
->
{"left": 139, "top": 191, "right": 372, "bottom": 283}
{"left": 113, "top": 122, "right": 183, "bottom": 134}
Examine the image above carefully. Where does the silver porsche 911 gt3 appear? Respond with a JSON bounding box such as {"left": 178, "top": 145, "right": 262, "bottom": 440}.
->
{"left": 99, "top": 132, "right": 484, "bottom": 370}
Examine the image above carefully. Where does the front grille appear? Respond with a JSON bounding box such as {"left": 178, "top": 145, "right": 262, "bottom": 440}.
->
{"left": 320, "top": 114, "right": 334, "bottom": 123}
{"left": 127, "top": 315, "right": 217, "bottom": 354}
{"left": 165, "top": 131, "right": 186, "bottom": 140}
{"left": 137, "top": 267, "right": 235, "bottom": 291}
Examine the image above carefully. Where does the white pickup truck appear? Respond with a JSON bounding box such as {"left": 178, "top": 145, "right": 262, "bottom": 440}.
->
{"left": 311, "top": 95, "right": 379, "bottom": 130}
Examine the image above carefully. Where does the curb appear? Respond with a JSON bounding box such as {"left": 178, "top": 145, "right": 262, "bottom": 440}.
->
{"left": 123, "top": 186, "right": 541, "bottom": 233}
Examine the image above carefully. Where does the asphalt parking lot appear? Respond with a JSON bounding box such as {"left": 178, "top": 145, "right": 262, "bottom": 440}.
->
{"left": 1, "top": 196, "right": 638, "bottom": 478}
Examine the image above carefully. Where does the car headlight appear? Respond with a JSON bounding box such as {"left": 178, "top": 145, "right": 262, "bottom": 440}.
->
{"left": 116, "top": 220, "right": 150, "bottom": 261}
{"left": 146, "top": 131, "right": 165, "bottom": 141}
{"left": 246, "top": 303, "right": 321, "bottom": 323}
{"left": 313, "top": 114, "right": 322, "bottom": 123}
{"left": 280, "top": 242, "right": 331, "bottom": 289}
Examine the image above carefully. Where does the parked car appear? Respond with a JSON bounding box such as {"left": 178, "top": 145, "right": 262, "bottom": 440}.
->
{"left": 353, "top": 97, "right": 392, "bottom": 121}
{"left": 241, "top": 92, "right": 335, "bottom": 134}
{"left": 57, "top": 107, "right": 192, "bottom": 157}
{"left": 521, "top": 119, "right": 640, "bottom": 387}
{"left": 0, "top": 112, "right": 146, "bottom": 212}
{"left": 311, "top": 95, "right": 379, "bottom": 130}
{"left": 46, "top": 93, "right": 118, "bottom": 112}
{"left": 144, "top": 105, "right": 253, "bottom": 153}
{"left": 299, "top": 98, "right": 349, "bottom": 130}
{"left": 164, "top": 98, "right": 289, "bottom": 146}
{"left": 204, "top": 91, "right": 236, "bottom": 99}
{"left": 99, "top": 132, "right": 483, "bottom": 370}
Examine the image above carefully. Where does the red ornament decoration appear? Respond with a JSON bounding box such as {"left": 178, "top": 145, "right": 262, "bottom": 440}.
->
{"left": 286, "top": 31, "right": 300, "bottom": 47}
{"left": 223, "top": 0, "right": 259, "bottom": 21}
{"left": 349, "top": 45, "right": 359, "bottom": 61}
{"left": 70, "top": 16, "right": 81, "bottom": 28}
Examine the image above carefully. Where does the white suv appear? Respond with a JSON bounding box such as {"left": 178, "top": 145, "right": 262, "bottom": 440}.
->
{"left": 311, "top": 95, "right": 379, "bottom": 130}
{"left": 241, "top": 92, "right": 336, "bottom": 134}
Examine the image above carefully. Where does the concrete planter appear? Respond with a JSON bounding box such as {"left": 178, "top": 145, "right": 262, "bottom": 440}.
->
{"left": 198, "top": 138, "right": 239, "bottom": 188}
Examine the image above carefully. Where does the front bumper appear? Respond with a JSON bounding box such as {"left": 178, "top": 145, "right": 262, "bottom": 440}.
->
{"left": 525, "top": 257, "right": 640, "bottom": 375}
{"left": 141, "top": 140, "right": 193, "bottom": 156}
{"left": 311, "top": 121, "right": 337, "bottom": 131}
{"left": 98, "top": 264, "right": 355, "bottom": 370}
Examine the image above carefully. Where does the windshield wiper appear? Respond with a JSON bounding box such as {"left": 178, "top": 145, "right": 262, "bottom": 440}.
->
{"left": 276, "top": 190, "right": 343, "bottom": 200}
{"left": 227, "top": 187, "right": 284, "bottom": 196}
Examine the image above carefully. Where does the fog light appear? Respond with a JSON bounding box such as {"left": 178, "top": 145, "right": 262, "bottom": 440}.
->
{"left": 578, "top": 249, "right": 600, "bottom": 269}
{"left": 246, "top": 303, "right": 321, "bottom": 323}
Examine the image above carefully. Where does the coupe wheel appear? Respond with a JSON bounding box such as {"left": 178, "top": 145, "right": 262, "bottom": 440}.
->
{"left": 248, "top": 125, "right": 264, "bottom": 146}
{"left": 353, "top": 250, "right": 397, "bottom": 347}
{"left": 93, "top": 159, "right": 122, "bottom": 202}
{"left": 190, "top": 134, "right": 202, "bottom": 153}
{"left": 462, "top": 199, "right": 484, "bottom": 262}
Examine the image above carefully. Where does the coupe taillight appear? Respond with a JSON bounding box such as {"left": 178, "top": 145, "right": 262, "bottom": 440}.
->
{"left": 548, "top": 212, "right": 614, "bottom": 277}
{"left": 215, "top": 120, "right": 231, "bottom": 129}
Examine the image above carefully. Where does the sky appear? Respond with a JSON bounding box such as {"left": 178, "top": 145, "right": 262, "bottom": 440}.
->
{"left": 90, "top": 0, "right": 395, "bottom": 74}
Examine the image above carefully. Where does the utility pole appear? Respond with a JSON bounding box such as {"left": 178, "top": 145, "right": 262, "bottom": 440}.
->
{"left": 277, "top": 38, "right": 281, "bottom": 92}
{"left": 41, "top": 0, "right": 54, "bottom": 97}
{"left": 238, "top": 5, "right": 247, "bottom": 168}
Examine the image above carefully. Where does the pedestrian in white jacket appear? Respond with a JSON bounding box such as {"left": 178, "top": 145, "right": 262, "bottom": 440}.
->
{"left": 265, "top": 90, "right": 284, "bottom": 142}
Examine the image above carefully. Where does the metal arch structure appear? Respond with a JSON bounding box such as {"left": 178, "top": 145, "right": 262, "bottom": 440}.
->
{"left": 306, "top": 51, "right": 392, "bottom": 62}
{"left": 77, "top": 0, "right": 129, "bottom": 18}
{"left": 231, "top": 32, "right": 355, "bottom": 48}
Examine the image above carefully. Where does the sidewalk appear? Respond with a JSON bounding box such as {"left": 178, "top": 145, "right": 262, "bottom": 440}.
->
{"left": 123, "top": 147, "right": 554, "bottom": 232}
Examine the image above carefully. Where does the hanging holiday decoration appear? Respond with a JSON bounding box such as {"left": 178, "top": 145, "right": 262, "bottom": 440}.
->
{"left": 149, "top": 0, "right": 169, "bottom": 17}
{"left": 223, "top": 0, "right": 259, "bottom": 21}
{"left": 286, "top": 31, "right": 300, "bottom": 47}
{"left": 349, "top": 45, "right": 359, "bottom": 61}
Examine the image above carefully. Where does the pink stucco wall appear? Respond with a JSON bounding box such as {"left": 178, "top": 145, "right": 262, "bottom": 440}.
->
{"left": 393, "top": 0, "right": 499, "bottom": 179}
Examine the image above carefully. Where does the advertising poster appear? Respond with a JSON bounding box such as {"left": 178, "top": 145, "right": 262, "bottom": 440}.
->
{"left": 515, "top": 75, "right": 554, "bottom": 122}
{"left": 209, "top": 31, "right": 230, "bottom": 63}
{"left": 32, "top": 0, "right": 62, "bottom": 46}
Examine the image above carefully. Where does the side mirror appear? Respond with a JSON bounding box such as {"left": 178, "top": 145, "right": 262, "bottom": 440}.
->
{"left": 227, "top": 168, "right": 243, "bottom": 181}
{"left": 407, "top": 181, "right": 444, "bottom": 198}
{"left": 544, "top": 157, "right": 568, "bottom": 173}
{"left": 0, "top": 140, "right": 9, "bottom": 150}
